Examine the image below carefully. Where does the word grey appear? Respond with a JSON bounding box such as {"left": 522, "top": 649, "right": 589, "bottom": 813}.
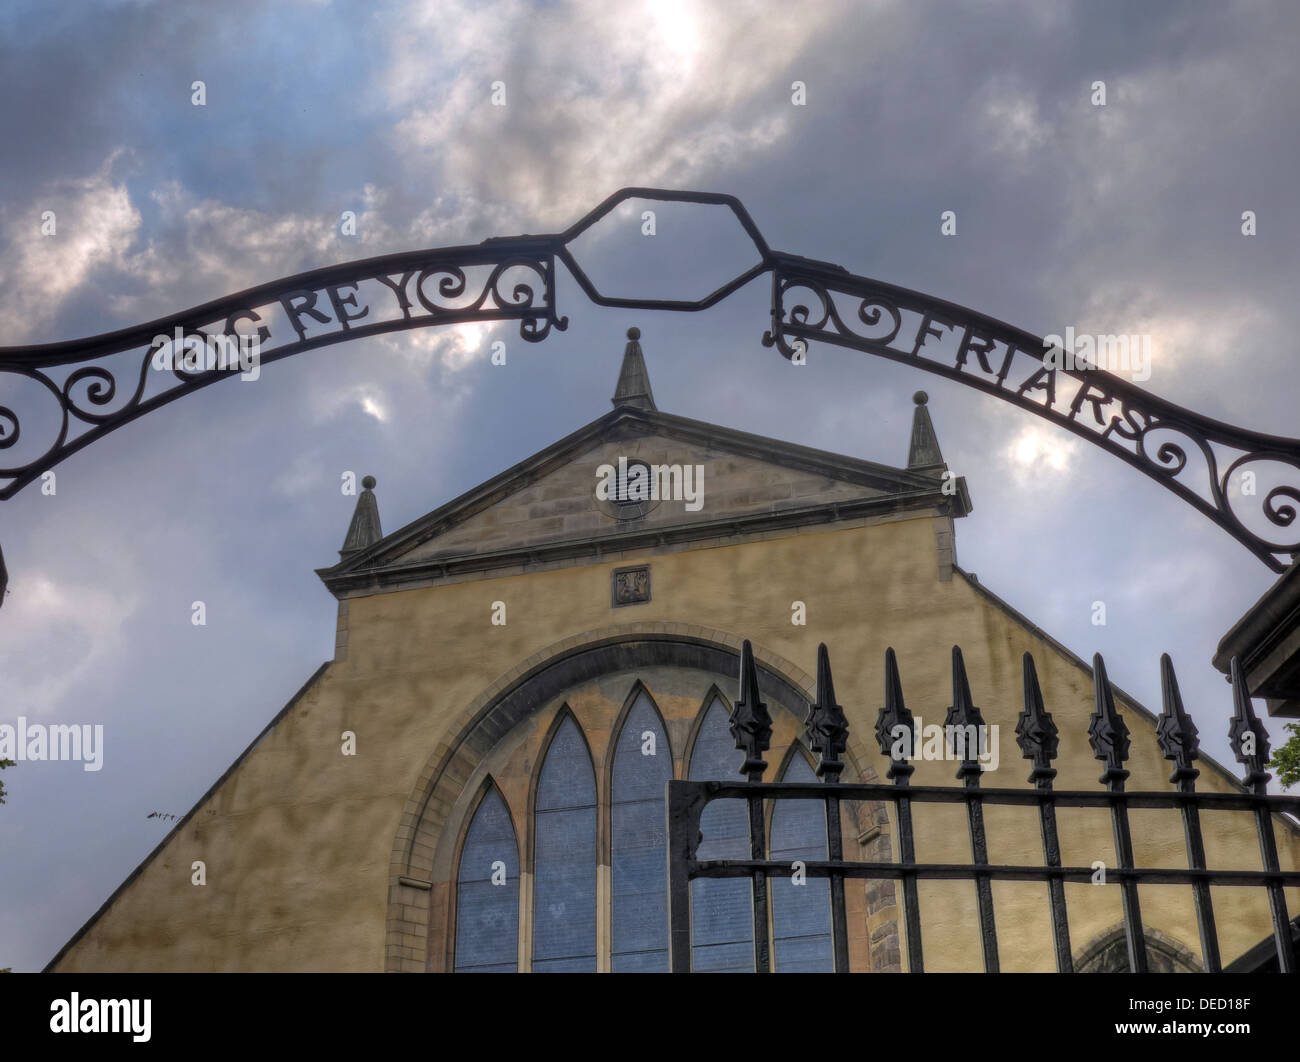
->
{"left": 0, "top": 717, "right": 104, "bottom": 772}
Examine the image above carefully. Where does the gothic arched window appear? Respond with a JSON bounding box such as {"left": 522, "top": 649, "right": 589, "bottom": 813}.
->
{"left": 610, "top": 687, "right": 673, "bottom": 971}
{"left": 688, "top": 692, "right": 755, "bottom": 972}
{"left": 770, "top": 749, "right": 833, "bottom": 971}
{"left": 447, "top": 672, "right": 839, "bottom": 972}
{"left": 532, "top": 713, "right": 598, "bottom": 972}
{"left": 454, "top": 784, "right": 520, "bottom": 973}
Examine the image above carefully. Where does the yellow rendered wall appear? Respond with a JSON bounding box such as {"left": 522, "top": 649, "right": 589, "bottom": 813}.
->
{"left": 51, "top": 513, "right": 1300, "bottom": 971}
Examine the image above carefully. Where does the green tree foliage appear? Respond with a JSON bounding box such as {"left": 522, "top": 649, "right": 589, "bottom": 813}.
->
{"left": 1269, "top": 723, "right": 1300, "bottom": 790}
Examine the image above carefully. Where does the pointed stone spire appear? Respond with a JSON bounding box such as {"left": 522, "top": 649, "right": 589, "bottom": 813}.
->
{"left": 907, "top": 391, "right": 945, "bottom": 471}
{"left": 612, "top": 327, "right": 656, "bottom": 411}
{"left": 340, "top": 475, "right": 382, "bottom": 556}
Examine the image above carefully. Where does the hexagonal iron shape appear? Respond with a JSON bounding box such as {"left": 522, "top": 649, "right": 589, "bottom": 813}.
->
{"left": 558, "top": 187, "right": 771, "bottom": 310}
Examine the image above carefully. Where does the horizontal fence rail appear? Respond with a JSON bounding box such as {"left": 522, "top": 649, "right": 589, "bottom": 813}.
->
{"left": 666, "top": 640, "right": 1300, "bottom": 973}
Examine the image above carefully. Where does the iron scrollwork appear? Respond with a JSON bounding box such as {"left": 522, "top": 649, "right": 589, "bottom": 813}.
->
{"left": 0, "top": 247, "right": 566, "bottom": 503}
{"left": 2, "top": 186, "right": 1299, "bottom": 606}
{"left": 762, "top": 259, "right": 1300, "bottom": 572}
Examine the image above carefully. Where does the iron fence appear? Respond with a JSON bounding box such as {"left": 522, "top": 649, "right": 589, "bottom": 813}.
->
{"left": 666, "top": 641, "right": 1300, "bottom": 972}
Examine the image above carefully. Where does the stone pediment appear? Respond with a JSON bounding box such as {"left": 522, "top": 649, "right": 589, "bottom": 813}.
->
{"left": 317, "top": 406, "right": 968, "bottom": 597}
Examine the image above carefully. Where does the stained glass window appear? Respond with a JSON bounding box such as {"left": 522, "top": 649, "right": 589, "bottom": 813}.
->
{"left": 611, "top": 688, "right": 673, "bottom": 971}
{"left": 532, "top": 713, "right": 598, "bottom": 972}
{"left": 687, "top": 693, "right": 754, "bottom": 972}
{"left": 455, "top": 681, "right": 831, "bottom": 973}
{"left": 770, "top": 750, "right": 833, "bottom": 971}
{"left": 454, "top": 785, "right": 519, "bottom": 972}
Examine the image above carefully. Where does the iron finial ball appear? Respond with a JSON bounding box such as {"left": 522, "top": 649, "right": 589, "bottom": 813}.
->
{"left": 914, "top": 391, "right": 928, "bottom": 405}
{"left": 362, "top": 475, "right": 376, "bottom": 490}
{"left": 627, "top": 327, "right": 640, "bottom": 340}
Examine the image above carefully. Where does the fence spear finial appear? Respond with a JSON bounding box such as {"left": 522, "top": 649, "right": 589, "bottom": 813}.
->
{"left": 945, "top": 646, "right": 987, "bottom": 782}
{"left": 806, "top": 642, "right": 849, "bottom": 781}
{"left": 1155, "top": 653, "right": 1200, "bottom": 788}
{"left": 1228, "top": 655, "right": 1271, "bottom": 791}
{"left": 730, "top": 639, "right": 772, "bottom": 781}
{"left": 1088, "top": 653, "right": 1131, "bottom": 787}
{"left": 1016, "top": 652, "right": 1059, "bottom": 786}
{"left": 875, "top": 647, "right": 915, "bottom": 780}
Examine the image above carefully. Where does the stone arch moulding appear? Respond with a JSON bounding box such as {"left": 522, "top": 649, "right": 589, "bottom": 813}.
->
{"left": 384, "top": 621, "right": 885, "bottom": 973}
{"left": 1075, "top": 924, "right": 1203, "bottom": 974}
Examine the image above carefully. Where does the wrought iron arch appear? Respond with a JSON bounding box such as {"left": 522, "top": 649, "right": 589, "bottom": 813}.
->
{"left": 3, "top": 186, "right": 1297, "bottom": 605}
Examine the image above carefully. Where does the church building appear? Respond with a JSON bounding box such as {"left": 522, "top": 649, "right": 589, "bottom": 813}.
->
{"left": 46, "top": 329, "right": 1300, "bottom": 973}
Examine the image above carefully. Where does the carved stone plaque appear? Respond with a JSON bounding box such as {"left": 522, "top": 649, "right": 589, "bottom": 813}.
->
{"left": 611, "top": 564, "right": 651, "bottom": 607}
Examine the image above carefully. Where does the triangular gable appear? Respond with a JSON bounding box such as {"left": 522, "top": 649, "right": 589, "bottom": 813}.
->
{"left": 317, "top": 407, "right": 966, "bottom": 595}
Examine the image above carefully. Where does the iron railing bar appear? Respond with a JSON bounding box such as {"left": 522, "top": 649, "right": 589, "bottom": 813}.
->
{"left": 1108, "top": 790, "right": 1149, "bottom": 972}
{"left": 665, "top": 783, "right": 703, "bottom": 973}
{"left": 682, "top": 860, "right": 1300, "bottom": 886}
{"left": 1253, "top": 802, "right": 1296, "bottom": 973}
{"left": 822, "top": 791, "right": 850, "bottom": 973}
{"left": 748, "top": 790, "right": 771, "bottom": 973}
{"left": 685, "top": 781, "right": 1300, "bottom": 813}
{"left": 895, "top": 784, "right": 924, "bottom": 973}
{"left": 1158, "top": 656, "right": 1221, "bottom": 973}
{"left": 962, "top": 779, "right": 998, "bottom": 972}
{"left": 947, "top": 647, "right": 999, "bottom": 972}
{"left": 1036, "top": 791, "right": 1073, "bottom": 972}
{"left": 1019, "top": 652, "right": 1073, "bottom": 972}
{"left": 1230, "top": 656, "right": 1296, "bottom": 973}
{"left": 1176, "top": 792, "right": 1222, "bottom": 972}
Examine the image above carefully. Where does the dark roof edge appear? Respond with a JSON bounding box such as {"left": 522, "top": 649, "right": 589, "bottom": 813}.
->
{"left": 1213, "top": 557, "right": 1300, "bottom": 673}
{"left": 42, "top": 661, "right": 332, "bottom": 973}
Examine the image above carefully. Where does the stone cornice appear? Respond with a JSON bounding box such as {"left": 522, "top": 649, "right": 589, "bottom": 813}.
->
{"left": 320, "top": 488, "right": 959, "bottom": 598}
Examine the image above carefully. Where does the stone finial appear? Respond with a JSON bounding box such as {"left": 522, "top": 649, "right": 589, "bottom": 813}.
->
{"left": 612, "top": 326, "right": 656, "bottom": 411}
{"left": 907, "top": 390, "right": 946, "bottom": 471}
{"left": 340, "top": 474, "right": 382, "bottom": 556}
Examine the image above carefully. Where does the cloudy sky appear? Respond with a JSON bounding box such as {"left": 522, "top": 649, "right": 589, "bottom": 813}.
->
{"left": 2, "top": 0, "right": 1298, "bottom": 972}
